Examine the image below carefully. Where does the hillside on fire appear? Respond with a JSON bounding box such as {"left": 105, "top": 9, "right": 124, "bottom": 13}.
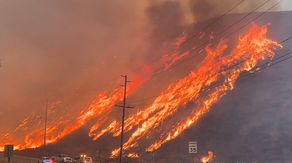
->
{"left": 9, "top": 9, "right": 292, "bottom": 163}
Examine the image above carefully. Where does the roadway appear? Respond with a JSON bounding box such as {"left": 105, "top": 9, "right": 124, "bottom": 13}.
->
{"left": 0, "top": 155, "right": 40, "bottom": 163}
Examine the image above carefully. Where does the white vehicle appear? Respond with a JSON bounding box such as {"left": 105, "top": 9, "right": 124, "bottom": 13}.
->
{"left": 52, "top": 154, "right": 72, "bottom": 163}
{"left": 41, "top": 157, "right": 52, "bottom": 163}
{"left": 75, "top": 156, "right": 92, "bottom": 163}
{"left": 63, "top": 157, "right": 73, "bottom": 163}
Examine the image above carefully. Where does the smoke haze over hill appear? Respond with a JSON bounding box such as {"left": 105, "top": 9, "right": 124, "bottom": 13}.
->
{"left": 1, "top": 1, "right": 292, "bottom": 162}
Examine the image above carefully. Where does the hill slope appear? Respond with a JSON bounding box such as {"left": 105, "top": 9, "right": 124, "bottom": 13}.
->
{"left": 15, "top": 11, "right": 292, "bottom": 163}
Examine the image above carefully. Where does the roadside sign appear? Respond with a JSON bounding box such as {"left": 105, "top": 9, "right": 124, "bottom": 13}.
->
{"left": 4, "top": 145, "right": 14, "bottom": 157}
{"left": 189, "top": 141, "right": 197, "bottom": 153}
{"left": 4, "top": 144, "right": 13, "bottom": 162}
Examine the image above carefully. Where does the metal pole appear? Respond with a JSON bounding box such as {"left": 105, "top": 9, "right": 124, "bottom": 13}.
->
{"left": 119, "top": 75, "right": 127, "bottom": 163}
{"left": 7, "top": 148, "right": 10, "bottom": 162}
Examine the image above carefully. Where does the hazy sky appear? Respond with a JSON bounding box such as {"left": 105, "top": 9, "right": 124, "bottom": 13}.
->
{"left": 0, "top": 1, "right": 151, "bottom": 132}
{"left": 0, "top": 0, "right": 291, "bottom": 140}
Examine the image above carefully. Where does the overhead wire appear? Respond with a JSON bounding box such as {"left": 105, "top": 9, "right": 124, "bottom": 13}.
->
{"left": 130, "top": 0, "right": 282, "bottom": 83}
{"left": 127, "top": 34, "right": 292, "bottom": 106}
{"left": 14, "top": 0, "right": 289, "bottom": 145}
{"left": 44, "top": 1, "right": 282, "bottom": 102}
{"left": 86, "top": 0, "right": 279, "bottom": 93}
{"left": 126, "top": 0, "right": 283, "bottom": 104}
{"left": 90, "top": 0, "right": 283, "bottom": 109}
{"left": 19, "top": 2, "right": 251, "bottom": 136}
{"left": 56, "top": 0, "right": 282, "bottom": 113}
{"left": 127, "top": 0, "right": 246, "bottom": 74}
{"left": 91, "top": 0, "right": 248, "bottom": 90}
{"left": 132, "top": 50, "right": 292, "bottom": 108}
{"left": 204, "top": 51, "right": 292, "bottom": 90}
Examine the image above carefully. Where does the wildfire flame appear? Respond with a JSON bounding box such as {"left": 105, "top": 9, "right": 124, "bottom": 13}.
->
{"left": 0, "top": 23, "right": 282, "bottom": 158}
{"left": 127, "top": 153, "right": 139, "bottom": 158}
{"left": 1, "top": 31, "right": 196, "bottom": 150}
{"left": 109, "top": 24, "right": 282, "bottom": 156}
{"left": 201, "top": 151, "right": 213, "bottom": 163}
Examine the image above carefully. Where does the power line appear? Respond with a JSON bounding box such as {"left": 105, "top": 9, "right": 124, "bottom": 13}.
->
{"left": 203, "top": 51, "right": 292, "bottom": 90}
{"left": 80, "top": 0, "right": 279, "bottom": 95}
{"left": 199, "top": 36, "right": 292, "bottom": 91}
{"left": 130, "top": 0, "right": 282, "bottom": 83}
{"left": 94, "top": 0, "right": 282, "bottom": 95}
{"left": 131, "top": 51, "right": 292, "bottom": 108}
{"left": 90, "top": 0, "right": 248, "bottom": 90}
{"left": 127, "top": 35, "right": 292, "bottom": 105}
{"left": 133, "top": 0, "right": 280, "bottom": 81}
{"left": 29, "top": 1, "right": 282, "bottom": 116}
{"left": 128, "top": 0, "right": 246, "bottom": 74}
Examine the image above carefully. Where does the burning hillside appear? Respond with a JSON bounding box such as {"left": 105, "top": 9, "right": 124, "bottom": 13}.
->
{"left": 1, "top": 1, "right": 292, "bottom": 162}
{"left": 109, "top": 23, "right": 282, "bottom": 157}
{"left": 1, "top": 21, "right": 283, "bottom": 152}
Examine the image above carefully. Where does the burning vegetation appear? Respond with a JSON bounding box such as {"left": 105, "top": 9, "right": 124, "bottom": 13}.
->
{"left": 0, "top": 23, "right": 282, "bottom": 158}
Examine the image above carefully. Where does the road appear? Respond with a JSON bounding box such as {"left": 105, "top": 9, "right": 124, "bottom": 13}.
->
{"left": 0, "top": 155, "right": 40, "bottom": 163}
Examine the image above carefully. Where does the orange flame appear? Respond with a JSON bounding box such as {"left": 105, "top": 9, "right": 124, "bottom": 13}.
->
{"left": 2, "top": 31, "right": 192, "bottom": 150}
{"left": 127, "top": 152, "right": 139, "bottom": 158}
{"left": 201, "top": 151, "right": 213, "bottom": 163}
{"left": 87, "top": 32, "right": 192, "bottom": 139}
{"left": 145, "top": 24, "right": 281, "bottom": 152}
{"left": 109, "top": 24, "right": 282, "bottom": 156}
{"left": 0, "top": 23, "right": 282, "bottom": 157}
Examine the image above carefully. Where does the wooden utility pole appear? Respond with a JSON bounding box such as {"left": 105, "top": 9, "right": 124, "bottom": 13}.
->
{"left": 44, "top": 98, "right": 48, "bottom": 153}
{"left": 115, "top": 75, "right": 134, "bottom": 163}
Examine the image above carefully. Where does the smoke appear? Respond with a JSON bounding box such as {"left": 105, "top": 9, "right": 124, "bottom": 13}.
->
{"left": 0, "top": 0, "right": 151, "bottom": 134}
{"left": 0, "top": 0, "right": 193, "bottom": 140}
{"left": 125, "top": 0, "right": 186, "bottom": 66}
{"left": 188, "top": 0, "right": 292, "bottom": 23}
{"left": 146, "top": 1, "right": 185, "bottom": 45}
{"left": 149, "top": 9, "right": 292, "bottom": 162}
{"left": 139, "top": 0, "right": 292, "bottom": 63}
{"left": 0, "top": 0, "right": 291, "bottom": 149}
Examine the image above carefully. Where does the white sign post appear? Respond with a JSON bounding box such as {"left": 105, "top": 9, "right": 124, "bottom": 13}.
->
{"left": 189, "top": 141, "right": 197, "bottom": 153}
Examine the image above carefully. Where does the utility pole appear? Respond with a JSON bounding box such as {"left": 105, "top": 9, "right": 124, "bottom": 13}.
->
{"left": 115, "top": 75, "right": 134, "bottom": 163}
{"left": 44, "top": 98, "right": 48, "bottom": 153}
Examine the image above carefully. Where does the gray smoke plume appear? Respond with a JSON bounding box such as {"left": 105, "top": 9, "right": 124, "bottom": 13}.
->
{"left": 188, "top": 0, "right": 292, "bottom": 23}
{"left": 0, "top": 0, "right": 150, "bottom": 135}
{"left": 1, "top": 0, "right": 292, "bottom": 158}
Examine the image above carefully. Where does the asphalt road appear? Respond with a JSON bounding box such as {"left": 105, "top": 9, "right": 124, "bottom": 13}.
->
{"left": 0, "top": 155, "right": 40, "bottom": 163}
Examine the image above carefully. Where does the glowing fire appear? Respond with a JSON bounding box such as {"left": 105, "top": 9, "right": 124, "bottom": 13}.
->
{"left": 0, "top": 23, "right": 282, "bottom": 158}
{"left": 109, "top": 24, "right": 282, "bottom": 156}
{"left": 201, "top": 151, "right": 213, "bottom": 163}
{"left": 2, "top": 31, "right": 194, "bottom": 150}
{"left": 127, "top": 153, "right": 139, "bottom": 158}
